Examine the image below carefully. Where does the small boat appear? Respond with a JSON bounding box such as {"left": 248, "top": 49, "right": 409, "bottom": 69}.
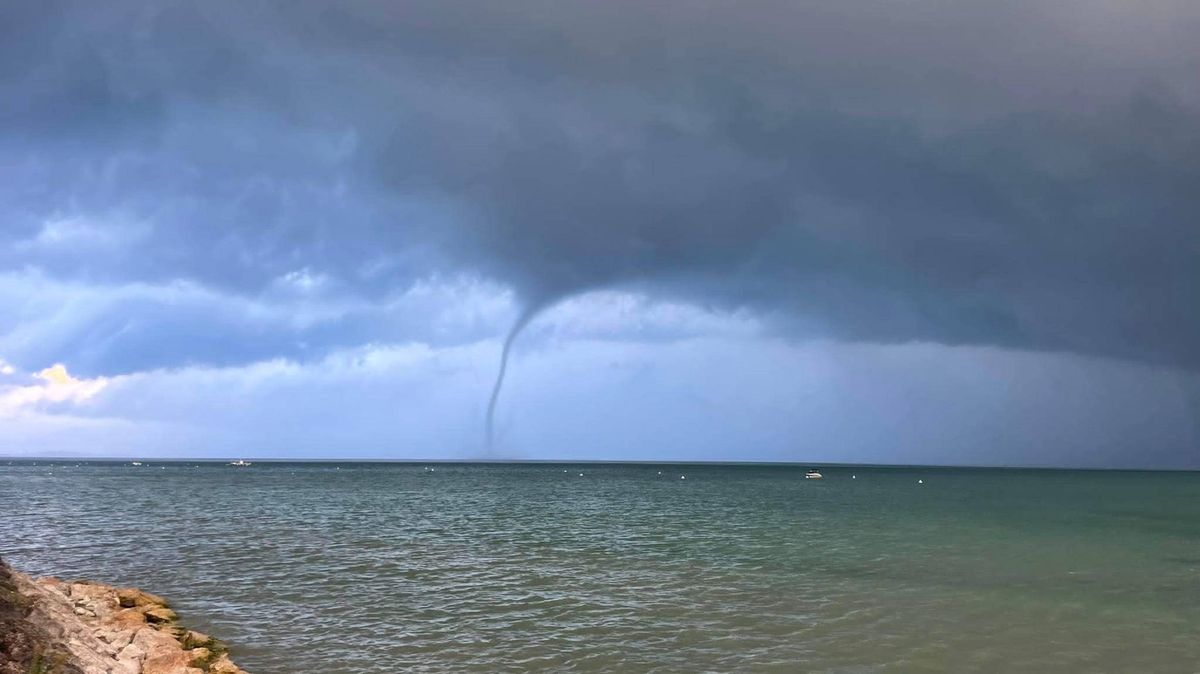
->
{"left": 229, "top": 459, "right": 252, "bottom": 467}
{"left": 130, "top": 461, "right": 143, "bottom": 466}
{"left": 805, "top": 469, "right": 823, "bottom": 479}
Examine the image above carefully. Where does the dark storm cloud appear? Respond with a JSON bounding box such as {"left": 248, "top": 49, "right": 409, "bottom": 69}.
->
{"left": 3, "top": 0, "right": 1199, "bottom": 370}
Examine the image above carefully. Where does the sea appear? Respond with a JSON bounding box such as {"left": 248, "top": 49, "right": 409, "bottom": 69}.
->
{"left": 2, "top": 461, "right": 1198, "bottom": 673}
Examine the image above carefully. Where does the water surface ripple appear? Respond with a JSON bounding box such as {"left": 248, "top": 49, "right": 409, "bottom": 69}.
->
{"left": 2, "top": 463, "right": 1199, "bottom": 672}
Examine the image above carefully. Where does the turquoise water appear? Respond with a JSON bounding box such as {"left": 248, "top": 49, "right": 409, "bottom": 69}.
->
{"left": 2, "top": 462, "right": 1199, "bottom": 672}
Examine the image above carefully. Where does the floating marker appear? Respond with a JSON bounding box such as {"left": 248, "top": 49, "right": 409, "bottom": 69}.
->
{"left": 680, "top": 475, "right": 686, "bottom": 480}
{"left": 918, "top": 479, "right": 924, "bottom": 484}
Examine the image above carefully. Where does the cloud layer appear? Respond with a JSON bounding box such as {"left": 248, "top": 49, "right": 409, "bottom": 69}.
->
{"left": 4, "top": 1, "right": 1199, "bottom": 371}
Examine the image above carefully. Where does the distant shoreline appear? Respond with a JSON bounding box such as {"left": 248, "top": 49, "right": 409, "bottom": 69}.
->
{"left": 2, "top": 457, "right": 1197, "bottom": 472}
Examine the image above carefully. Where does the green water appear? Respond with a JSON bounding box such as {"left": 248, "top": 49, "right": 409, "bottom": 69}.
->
{"left": 2, "top": 462, "right": 1198, "bottom": 672}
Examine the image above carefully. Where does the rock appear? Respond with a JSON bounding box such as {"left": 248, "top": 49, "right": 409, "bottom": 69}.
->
{"left": 116, "top": 589, "right": 139, "bottom": 608}
{"left": 144, "top": 607, "right": 179, "bottom": 624}
{"left": 136, "top": 627, "right": 205, "bottom": 673}
{"left": 111, "top": 660, "right": 141, "bottom": 674}
{"left": 143, "top": 647, "right": 201, "bottom": 674}
{"left": 209, "top": 655, "right": 249, "bottom": 674}
{"left": 118, "top": 588, "right": 169, "bottom": 609}
{"left": 181, "top": 630, "right": 214, "bottom": 649}
{"left": 1, "top": 562, "right": 79, "bottom": 674}
{"left": 113, "top": 607, "right": 149, "bottom": 629}
{"left": 116, "top": 641, "right": 146, "bottom": 667}
{"left": 68, "top": 583, "right": 104, "bottom": 601}
{"left": 103, "top": 628, "right": 135, "bottom": 652}
{"left": 1, "top": 558, "right": 248, "bottom": 674}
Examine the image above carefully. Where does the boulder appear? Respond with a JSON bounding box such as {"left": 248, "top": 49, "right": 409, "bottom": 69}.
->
{"left": 118, "top": 588, "right": 170, "bottom": 609}
{"left": 144, "top": 607, "right": 179, "bottom": 624}
{"left": 143, "top": 647, "right": 204, "bottom": 674}
{"left": 112, "top": 608, "right": 149, "bottom": 630}
{"left": 2, "top": 560, "right": 247, "bottom": 674}
{"left": 209, "top": 655, "right": 249, "bottom": 674}
{"left": 181, "top": 630, "right": 214, "bottom": 650}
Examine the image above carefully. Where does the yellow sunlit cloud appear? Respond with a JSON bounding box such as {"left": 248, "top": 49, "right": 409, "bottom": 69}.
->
{"left": 0, "top": 363, "right": 108, "bottom": 415}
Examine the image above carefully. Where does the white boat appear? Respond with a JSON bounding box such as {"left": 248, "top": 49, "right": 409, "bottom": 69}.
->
{"left": 805, "top": 469, "right": 823, "bottom": 479}
{"left": 229, "top": 459, "right": 252, "bottom": 467}
{"left": 131, "top": 461, "right": 143, "bottom": 466}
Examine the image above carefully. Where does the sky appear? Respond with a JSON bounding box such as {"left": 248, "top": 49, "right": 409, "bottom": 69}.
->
{"left": 1, "top": 1, "right": 1198, "bottom": 467}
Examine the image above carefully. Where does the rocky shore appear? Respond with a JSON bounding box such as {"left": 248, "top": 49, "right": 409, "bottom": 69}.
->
{"left": 0, "top": 559, "right": 246, "bottom": 674}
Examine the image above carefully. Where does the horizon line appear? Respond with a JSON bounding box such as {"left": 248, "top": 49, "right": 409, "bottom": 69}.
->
{"left": 2, "top": 457, "right": 1197, "bottom": 473}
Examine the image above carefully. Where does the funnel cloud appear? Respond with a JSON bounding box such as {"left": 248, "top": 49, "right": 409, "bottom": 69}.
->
{"left": 485, "top": 303, "right": 546, "bottom": 451}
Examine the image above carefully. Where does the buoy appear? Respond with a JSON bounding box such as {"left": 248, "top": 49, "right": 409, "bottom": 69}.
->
{"left": 680, "top": 475, "right": 686, "bottom": 480}
{"left": 579, "top": 473, "right": 584, "bottom": 477}
{"left": 918, "top": 479, "right": 924, "bottom": 484}
{"left": 852, "top": 475, "right": 856, "bottom": 479}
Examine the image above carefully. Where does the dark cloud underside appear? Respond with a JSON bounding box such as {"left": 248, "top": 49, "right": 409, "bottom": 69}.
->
{"left": 3, "top": 0, "right": 1199, "bottom": 371}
